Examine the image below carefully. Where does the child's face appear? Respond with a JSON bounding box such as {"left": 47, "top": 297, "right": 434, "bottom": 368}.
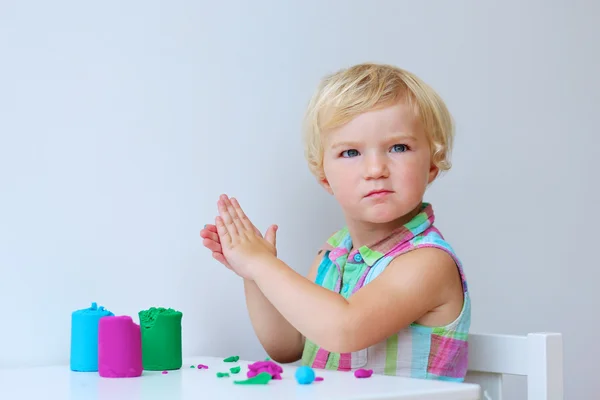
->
{"left": 321, "top": 101, "right": 438, "bottom": 225}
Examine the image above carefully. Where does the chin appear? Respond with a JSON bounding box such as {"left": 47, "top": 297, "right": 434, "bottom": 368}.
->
{"left": 363, "top": 205, "right": 414, "bottom": 224}
{"left": 363, "top": 211, "right": 402, "bottom": 224}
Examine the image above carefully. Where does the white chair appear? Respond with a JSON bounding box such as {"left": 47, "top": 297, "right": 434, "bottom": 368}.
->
{"left": 465, "top": 332, "right": 563, "bottom": 400}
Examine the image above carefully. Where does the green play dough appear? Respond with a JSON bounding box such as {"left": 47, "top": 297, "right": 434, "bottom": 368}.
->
{"left": 223, "top": 355, "right": 239, "bottom": 362}
{"left": 234, "top": 372, "right": 272, "bottom": 385}
{"left": 139, "top": 307, "right": 183, "bottom": 371}
{"left": 230, "top": 366, "right": 240, "bottom": 374}
{"left": 217, "top": 372, "right": 230, "bottom": 378}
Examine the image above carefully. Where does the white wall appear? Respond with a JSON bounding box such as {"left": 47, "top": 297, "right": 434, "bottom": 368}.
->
{"left": 1, "top": 1, "right": 597, "bottom": 398}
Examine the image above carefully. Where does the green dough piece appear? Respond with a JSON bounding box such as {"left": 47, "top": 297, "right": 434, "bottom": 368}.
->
{"left": 234, "top": 372, "right": 272, "bottom": 385}
{"left": 138, "top": 307, "right": 183, "bottom": 370}
{"left": 230, "top": 366, "right": 241, "bottom": 374}
{"left": 190, "top": 365, "right": 195, "bottom": 368}
{"left": 223, "top": 356, "right": 239, "bottom": 362}
{"left": 217, "top": 372, "right": 230, "bottom": 378}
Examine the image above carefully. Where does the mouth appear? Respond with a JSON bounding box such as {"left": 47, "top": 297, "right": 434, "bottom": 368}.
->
{"left": 365, "top": 190, "right": 393, "bottom": 198}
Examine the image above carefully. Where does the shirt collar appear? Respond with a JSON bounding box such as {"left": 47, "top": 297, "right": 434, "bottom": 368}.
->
{"left": 322, "top": 202, "right": 435, "bottom": 267}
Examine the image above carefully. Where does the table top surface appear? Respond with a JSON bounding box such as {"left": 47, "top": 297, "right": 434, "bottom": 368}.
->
{"left": 0, "top": 356, "right": 481, "bottom": 400}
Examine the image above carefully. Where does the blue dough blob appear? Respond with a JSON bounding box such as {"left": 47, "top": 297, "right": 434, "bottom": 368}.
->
{"left": 295, "top": 366, "right": 315, "bottom": 384}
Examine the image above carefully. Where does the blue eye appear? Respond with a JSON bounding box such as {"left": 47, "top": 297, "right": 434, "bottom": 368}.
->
{"left": 391, "top": 144, "right": 408, "bottom": 153}
{"left": 341, "top": 149, "right": 360, "bottom": 158}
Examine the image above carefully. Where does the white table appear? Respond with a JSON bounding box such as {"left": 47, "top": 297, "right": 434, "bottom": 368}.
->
{"left": 0, "top": 356, "right": 481, "bottom": 400}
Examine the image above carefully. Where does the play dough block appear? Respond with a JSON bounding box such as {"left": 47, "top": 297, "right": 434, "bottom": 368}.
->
{"left": 70, "top": 302, "right": 114, "bottom": 372}
{"left": 98, "top": 315, "right": 143, "bottom": 378}
{"left": 138, "top": 307, "right": 182, "bottom": 370}
{"left": 223, "top": 355, "right": 239, "bottom": 362}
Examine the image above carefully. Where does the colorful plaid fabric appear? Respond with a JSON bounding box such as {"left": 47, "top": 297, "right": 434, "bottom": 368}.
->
{"left": 301, "top": 202, "right": 471, "bottom": 381}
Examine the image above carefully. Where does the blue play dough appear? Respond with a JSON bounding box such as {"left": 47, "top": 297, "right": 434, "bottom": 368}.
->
{"left": 70, "top": 302, "right": 114, "bottom": 372}
{"left": 295, "top": 366, "right": 315, "bottom": 384}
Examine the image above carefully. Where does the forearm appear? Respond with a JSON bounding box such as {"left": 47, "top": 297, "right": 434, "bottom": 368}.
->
{"left": 243, "top": 278, "right": 304, "bottom": 363}
{"left": 252, "top": 257, "right": 351, "bottom": 353}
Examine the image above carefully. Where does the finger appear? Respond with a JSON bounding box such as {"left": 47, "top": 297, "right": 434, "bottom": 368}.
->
{"left": 222, "top": 195, "right": 246, "bottom": 234}
{"left": 215, "top": 215, "right": 232, "bottom": 246}
{"left": 265, "top": 224, "right": 278, "bottom": 247}
{"left": 218, "top": 198, "right": 238, "bottom": 238}
{"left": 200, "top": 229, "right": 220, "bottom": 243}
{"left": 203, "top": 224, "right": 217, "bottom": 233}
{"left": 230, "top": 197, "right": 256, "bottom": 232}
{"left": 212, "top": 252, "right": 232, "bottom": 270}
{"left": 203, "top": 238, "right": 222, "bottom": 253}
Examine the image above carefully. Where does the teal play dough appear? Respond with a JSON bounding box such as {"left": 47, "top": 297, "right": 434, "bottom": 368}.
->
{"left": 295, "top": 366, "right": 315, "bottom": 384}
{"left": 70, "top": 302, "right": 114, "bottom": 372}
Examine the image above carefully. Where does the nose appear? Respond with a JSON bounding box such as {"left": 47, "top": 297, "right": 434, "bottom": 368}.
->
{"left": 364, "top": 153, "right": 389, "bottom": 180}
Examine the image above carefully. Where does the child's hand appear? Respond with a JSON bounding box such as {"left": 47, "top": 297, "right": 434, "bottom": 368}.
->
{"left": 214, "top": 194, "right": 278, "bottom": 280}
{"left": 200, "top": 223, "right": 234, "bottom": 270}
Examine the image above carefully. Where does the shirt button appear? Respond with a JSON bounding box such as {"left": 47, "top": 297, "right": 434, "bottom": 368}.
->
{"left": 353, "top": 253, "right": 363, "bottom": 263}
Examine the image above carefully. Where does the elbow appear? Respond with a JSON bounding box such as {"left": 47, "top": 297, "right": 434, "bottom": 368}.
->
{"left": 262, "top": 339, "right": 304, "bottom": 364}
{"left": 267, "top": 352, "right": 301, "bottom": 364}
{"left": 315, "top": 320, "right": 364, "bottom": 354}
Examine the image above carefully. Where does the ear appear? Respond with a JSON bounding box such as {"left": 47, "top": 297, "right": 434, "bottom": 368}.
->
{"left": 319, "top": 177, "right": 334, "bottom": 195}
{"left": 427, "top": 163, "right": 439, "bottom": 185}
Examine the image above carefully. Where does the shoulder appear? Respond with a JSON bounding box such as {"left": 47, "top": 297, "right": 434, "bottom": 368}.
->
{"left": 387, "top": 246, "right": 457, "bottom": 282}
{"left": 386, "top": 225, "right": 464, "bottom": 295}
{"left": 413, "top": 226, "right": 457, "bottom": 252}
{"left": 361, "top": 246, "right": 458, "bottom": 304}
{"left": 352, "top": 247, "right": 460, "bottom": 319}
{"left": 386, "top": 247, "right": 457, "bottom": 288}
{"left": 383, "top": 246, "right": 464, "bottom": 322}
{"left": 407, "top": 226, "right": 467, "bottom": 289}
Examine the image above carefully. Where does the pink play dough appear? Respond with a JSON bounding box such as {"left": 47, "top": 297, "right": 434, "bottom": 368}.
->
{"left": 247, "top": 360, "right": 283, "bottom": 380}
{"left": 98, "top": 316, "right": 143, "bottom": 378}
{"left": 354, "top": 368, "right": 373, "bottom": 378}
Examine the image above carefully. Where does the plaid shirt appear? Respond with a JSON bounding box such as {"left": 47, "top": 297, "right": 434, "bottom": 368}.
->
{"left": 301, "top": 203, "right": 471, "bottom": 381}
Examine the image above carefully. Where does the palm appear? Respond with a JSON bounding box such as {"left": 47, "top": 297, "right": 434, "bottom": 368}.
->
{"left": 200, "top": 221, "right": 276, "bottom": 272}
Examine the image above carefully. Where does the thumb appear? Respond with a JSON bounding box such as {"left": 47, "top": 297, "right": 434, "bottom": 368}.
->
{"left": 264, "top": 224, "right": 278, "bottom": 247}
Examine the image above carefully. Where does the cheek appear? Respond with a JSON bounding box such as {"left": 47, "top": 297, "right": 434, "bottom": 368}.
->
{"left": 325, "top": 168, "right": 348, "bottom": 193}
{"left": 398, "top": 157, "right": 430, "bottom": 187}
{"left": 324, "top": 164, "right": 357, "bottom": 199}
{"left": 413, "top": 153, "right": 432, "bottom": 178}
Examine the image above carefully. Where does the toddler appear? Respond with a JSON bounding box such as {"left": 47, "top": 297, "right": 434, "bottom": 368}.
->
{"left": 200, "top": 63, "right": 470, "bottom": 381}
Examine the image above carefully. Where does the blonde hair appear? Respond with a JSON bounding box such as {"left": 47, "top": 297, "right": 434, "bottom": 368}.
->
{"left": 303, "top": 63, "right": 454, "bottom": 180}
